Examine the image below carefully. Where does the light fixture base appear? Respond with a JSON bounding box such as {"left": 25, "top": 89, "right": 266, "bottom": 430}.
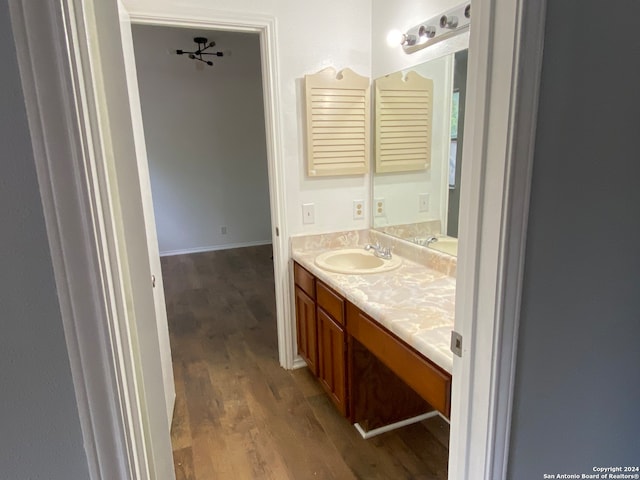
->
{"left": 401, "top": 2, "right": 471, "bottom": 54}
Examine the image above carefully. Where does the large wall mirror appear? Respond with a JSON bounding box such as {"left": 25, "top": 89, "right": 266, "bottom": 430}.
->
{"left": 372, "top": 40, "right": 469, "bottom": 257}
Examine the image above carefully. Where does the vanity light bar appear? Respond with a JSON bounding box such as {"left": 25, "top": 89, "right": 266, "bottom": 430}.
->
{"left": 400, "top": 3, "right": 471, "bottom": 54}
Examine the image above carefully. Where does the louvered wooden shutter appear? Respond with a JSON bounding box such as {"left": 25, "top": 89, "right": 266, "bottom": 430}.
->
{"left": 305, "top": 68, "right": 370, "bottom": 176}
{"left": 375, "top": 71, "right": 433, "bottom": 173}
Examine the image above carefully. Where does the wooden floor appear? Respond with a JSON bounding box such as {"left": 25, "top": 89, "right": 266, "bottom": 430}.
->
{"left": 161, "top": 245, "right": 449, "bottom": 480}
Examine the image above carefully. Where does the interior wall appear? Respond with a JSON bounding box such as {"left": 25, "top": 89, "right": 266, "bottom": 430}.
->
{"left": 508, "top": 0, "right": 640, "bottom": 475}
{"left": 133, "top": 25, "right": 272, "bottom": 255}
{"left": 122, "top": 0, "right": 372, "bottom": 236}
{"left": 0, "top": 5, "right": 90, "bottom": 478}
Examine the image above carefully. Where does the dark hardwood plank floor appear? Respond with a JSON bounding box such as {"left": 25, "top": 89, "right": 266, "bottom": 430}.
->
{"left": 161, "top": 245, "right": 449, "bottom": 480}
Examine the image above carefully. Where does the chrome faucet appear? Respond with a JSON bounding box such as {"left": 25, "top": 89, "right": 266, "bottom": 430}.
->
{"left": 364, "top": 242, "right": 393, "bottom": 260}
{"left": 415, "top": 235, "right": 438, "bottom": 246}
{"left": 425, "top": 235, "right": 438, "bottom": 245}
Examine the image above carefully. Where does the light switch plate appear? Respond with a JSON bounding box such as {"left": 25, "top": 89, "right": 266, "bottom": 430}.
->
{"left": 302, "top": 203, "right": 315, "bottom": 224}
{"left": 419, "top": 193, "right": 430, "bottom": 212}
{"left": 374, "top": 198, "right": 385, "bottom": 217}
{"left": 353, "top": 200, "right": 365, "bottom": 220}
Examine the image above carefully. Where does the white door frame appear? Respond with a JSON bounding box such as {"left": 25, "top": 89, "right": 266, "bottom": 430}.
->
{"left": 118, "top": 1, "right": 176, "bottom": 427}
{"left": 449, "top": 0, "right": 547, "bottom": 477}
{"left": 119, "top": 8, "right": 293, "bottom": 370}
{"left": 9, "top": 0, "right": 547, "bottom": 478}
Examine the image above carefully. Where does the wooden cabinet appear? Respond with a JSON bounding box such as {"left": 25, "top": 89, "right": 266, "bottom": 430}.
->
{"left": 295, "top": 285, "right": 317, "bottom": 375}
{"left": 316, "top": 282, "right": 348, "bottom": 416}
{"left": 294, "top": 263, "right": 317, "bottom": 375}
{"left": 292, "top": 260, "right": 452, "bottom": 427}
{"left": 347, "top": 303, "right": 451, "bottom": 418}
{"left": 294, "top": 262, "right": 348, "bottom": 416}
{"left": 317, "top": 309, "right": 347, "bottom": 415}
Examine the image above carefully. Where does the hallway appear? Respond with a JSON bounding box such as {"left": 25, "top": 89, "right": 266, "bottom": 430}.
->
{"left": 162, "top": 245, "right": 449, "bottom": 479}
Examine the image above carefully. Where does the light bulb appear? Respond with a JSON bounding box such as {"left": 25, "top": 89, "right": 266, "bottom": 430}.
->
{"left": 386, "top": 29, "right": 405, "bottom": 47}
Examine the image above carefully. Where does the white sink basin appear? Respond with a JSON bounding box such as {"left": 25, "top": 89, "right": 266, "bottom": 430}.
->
{"left": 314, "top": 248, "right": 402, "bottom": 274}
{"left": 429, "top": 237, "right": 458, "bottom": 257}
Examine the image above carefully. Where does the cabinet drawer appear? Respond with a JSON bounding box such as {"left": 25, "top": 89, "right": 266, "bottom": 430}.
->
{"left": 294, "top": 262, "right": 315, "bottom": 299}
{"left": 347, "top": 303, "right": 451, "bottom": 417}
{"left": 316, "top": 281, "right": 345, "bottom": 326}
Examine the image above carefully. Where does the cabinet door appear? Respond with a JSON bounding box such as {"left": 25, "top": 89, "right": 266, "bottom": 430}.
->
{"left": 317, "top": 308, "right": 347, "bottom": 416}
{"left": 295, "top": 286, "right": 318, "bottom": 375}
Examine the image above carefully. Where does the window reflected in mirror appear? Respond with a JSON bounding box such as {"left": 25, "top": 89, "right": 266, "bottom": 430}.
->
{"left": 449, "top": 90, "right": 459, "bottom": 189}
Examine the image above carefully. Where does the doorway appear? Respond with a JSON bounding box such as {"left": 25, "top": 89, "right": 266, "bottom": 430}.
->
{"left": 131, "top": 26, "right": 272, "bottom": 259}
{"left": 9, "top": 0, "right": 542, "bottom": 477}
{"left": 129, "top": 24, "right": 281, "bottom": 474}
{"left": 119, "top": 4, "right": 295, "bottom": 390}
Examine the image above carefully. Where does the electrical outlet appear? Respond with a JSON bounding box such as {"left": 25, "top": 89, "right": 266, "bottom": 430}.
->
{"left": 374, "top": 198, "right": 385, "bottom": 217}
{"left": 353, "top": 200, "right": 365, "bottom": 220}
{"left": 419, "top": 193, "right": 430, "bottom": 212}
{"left": 221, "top": 226, "right": 228, "bottom": 235}
{"left": 302, "top": 203, "right": 315, "bottom": 224}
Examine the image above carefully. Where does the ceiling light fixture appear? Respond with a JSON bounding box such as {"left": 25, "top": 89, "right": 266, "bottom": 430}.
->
{"left": 388, "top": 2, "right": 471, "bottom": 54}
{"left": 386, "top": 29, "right": 417, "bottom": 48}
{"left": 439, "top": 14, "right": 459, "bottom": 29}
{"left": 176, "top": 37, "right": 224, "bottom": 67}
{"left": 419, "top": 25, "right": 437, "bottom": 39}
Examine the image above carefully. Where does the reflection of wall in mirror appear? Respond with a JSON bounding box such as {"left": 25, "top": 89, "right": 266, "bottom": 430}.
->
{"left": 373, "top": 54, "right": 454, "bottom": 230}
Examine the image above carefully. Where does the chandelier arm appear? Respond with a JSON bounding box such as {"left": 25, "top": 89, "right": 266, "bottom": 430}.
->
{"left": 176, "top": 37, "right": 223, "bottom": 66}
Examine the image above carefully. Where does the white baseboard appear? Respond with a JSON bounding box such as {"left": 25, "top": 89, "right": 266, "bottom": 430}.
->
{"left": 354, "top": 410, "right": 439, "bottom": 439}
{"left": 159, "top": 240, "right": 272, "bottom": 257}
{"left": 292, "top": 356, "right": 308, "bottom": 370}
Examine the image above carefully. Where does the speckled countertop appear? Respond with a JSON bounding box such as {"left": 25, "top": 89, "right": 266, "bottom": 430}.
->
{"left": 291, "top": 230, "right": 456, "bottom": 374}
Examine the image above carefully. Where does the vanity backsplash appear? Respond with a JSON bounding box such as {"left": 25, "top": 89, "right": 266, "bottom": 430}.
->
{"left": 376, "top": 220, "right": 441, "bottom": 241}
{"left": 291, "top": 229, "right": 456, "bottom": 278}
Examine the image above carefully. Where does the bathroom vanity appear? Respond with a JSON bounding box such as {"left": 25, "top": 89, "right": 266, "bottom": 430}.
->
{"left": 291, "top": 230, "right": 455, "bottom": 435}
